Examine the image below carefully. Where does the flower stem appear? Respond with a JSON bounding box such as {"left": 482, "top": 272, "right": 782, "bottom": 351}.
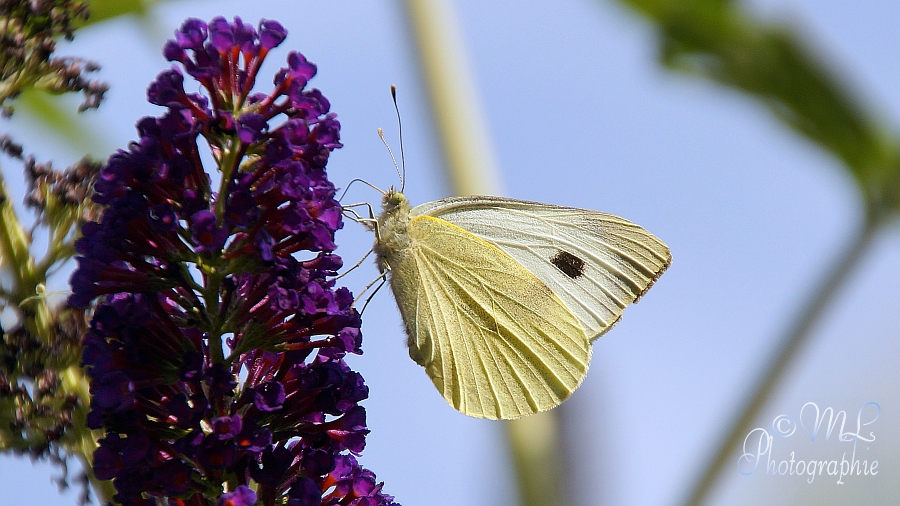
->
{"left": 399, "top": 2, "right": 566, "bottom": 506}
{"left": 399, "top": 0, "right": 501, "bottom": 196}
{"left": 60, "top": 365, "right": 116, "bottom": 504}
{"left": 506, "top": 413, "right": 566, "bottom": 506}
{"left": 0, "top": 175, "right": 34, "bottom": 303}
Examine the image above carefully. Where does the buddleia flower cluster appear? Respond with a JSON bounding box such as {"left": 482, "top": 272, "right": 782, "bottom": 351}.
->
{"left": 69, "top": 17, "right": 397, "bottom": 506}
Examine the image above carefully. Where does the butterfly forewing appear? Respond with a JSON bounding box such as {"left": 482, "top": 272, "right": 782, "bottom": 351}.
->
{"left": 387, "top": 215, "right": 592, "bottom": 419}
{"left": 412, "top": 196, "right": 672, "bottom": 341}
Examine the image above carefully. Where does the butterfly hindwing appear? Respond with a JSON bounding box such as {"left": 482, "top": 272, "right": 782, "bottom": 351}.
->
{"left": 387, "top": 214, "right": 591, "bottom": 419}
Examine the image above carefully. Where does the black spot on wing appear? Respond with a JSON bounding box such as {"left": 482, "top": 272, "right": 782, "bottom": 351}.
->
{"left": 550, "top": 250, "right": 585, "bottom": 279}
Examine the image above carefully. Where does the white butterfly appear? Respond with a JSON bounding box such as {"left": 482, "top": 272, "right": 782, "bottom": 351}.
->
{"left": 367, "top": 189, "right": 671, "bottom": 420}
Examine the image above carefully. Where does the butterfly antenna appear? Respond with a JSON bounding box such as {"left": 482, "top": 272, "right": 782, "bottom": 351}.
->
{"left": 377, "top": 127, "right": 402, "bottom": 192}
{"left": 338, "top": 178, "right": 386, "bottom": 203}
{"left": 390, "top": 85, "right": 406, "bottom": 192}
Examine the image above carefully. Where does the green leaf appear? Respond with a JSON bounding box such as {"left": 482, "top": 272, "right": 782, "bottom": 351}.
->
{"left": 613, "top": 0, "right": 900, "bottom": 219}
{"left": 80, "top": 0, "right": 149, "bottom": 26}
{"left": 16, "top": 89, "right": 111, "bottom": 157}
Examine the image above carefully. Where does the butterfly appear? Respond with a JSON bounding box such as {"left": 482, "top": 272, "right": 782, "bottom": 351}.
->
{"left": 368, "top": 189, "right": 671, "bottom": 420}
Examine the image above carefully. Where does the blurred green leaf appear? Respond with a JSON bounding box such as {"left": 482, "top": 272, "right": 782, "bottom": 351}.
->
{"left": 613, "top": 0, "right": 900, "bottom": 218}
{"left": 17, "top": 89, "right": 110, "bottom": 157}
{"left": 80, "top": 0, "right": 149, "bottom": 26}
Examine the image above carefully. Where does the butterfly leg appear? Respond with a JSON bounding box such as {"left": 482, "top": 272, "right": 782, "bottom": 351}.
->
{"left": 335, "top": 246, "right": 375, "bottom": 281}
{"left": 341, "top": 202, "right": 380, "bottom": 234}
{"left": 354, "top": 268, "right": 389, "bottom": 315}
{"left": 341, "top": 202, "right": 375, "bottom": 221}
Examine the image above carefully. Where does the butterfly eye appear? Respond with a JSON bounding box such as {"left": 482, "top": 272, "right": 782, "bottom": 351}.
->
{"left": 385, "top": 191, "right": 405, "bottom": 207}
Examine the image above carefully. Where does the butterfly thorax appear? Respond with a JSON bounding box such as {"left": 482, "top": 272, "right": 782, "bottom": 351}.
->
{"left": 373, "top": 189, "right": 413, "bottom": 271}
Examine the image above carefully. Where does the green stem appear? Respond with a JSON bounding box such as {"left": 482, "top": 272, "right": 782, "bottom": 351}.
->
{"left": 682, "top": 218, "right": 881, "bottom": 506}
{"left": 214, "top": 138, "right": 241, "bottom": 223}
{"left": 399, "top": 2, "right": 566, "bottom": 505}
{"left": 506, "top": 413, "right": 566, "bottom": 506}
{"left": 0, "top": 175, "right": 35, "bottom": 303}
{"left": 60, "top": 365, "right": 116, "bottom": 504}
{"left": 399, "top": 0, "right": 501, "bottom": 196}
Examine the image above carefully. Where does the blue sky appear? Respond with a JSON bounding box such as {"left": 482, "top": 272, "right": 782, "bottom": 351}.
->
{"left": 2, "top": 0, "right": 898, "bottom": 504}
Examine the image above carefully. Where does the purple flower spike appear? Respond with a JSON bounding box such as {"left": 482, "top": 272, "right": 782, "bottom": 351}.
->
{"left": 212, "top": 415, "right": 243, "bottom": 440}
{"left": 253, "top": 381, "right": 286, "bottom": 412}
{"left": 91, "top": 371, "right": 135, "bottom": 411}
{"left": 157, "top": 459, "right": 193, "bottom": 495}
{"left": 286, "top": 52, "right": 317, "bottom": 87}
{"left": 70, "top": 16, "right": 397, "bottom": 506}
{"left": 147, "top": 68, "right": 187, "bottom": 108}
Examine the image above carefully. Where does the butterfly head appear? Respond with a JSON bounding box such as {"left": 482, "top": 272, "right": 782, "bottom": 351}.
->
{"left": 381, "top": 188, "right": 409, "bottom": 213}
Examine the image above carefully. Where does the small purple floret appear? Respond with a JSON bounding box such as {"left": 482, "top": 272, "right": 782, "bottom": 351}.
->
{"left": 217, "top": 486, "right": 257, "bottom": 506}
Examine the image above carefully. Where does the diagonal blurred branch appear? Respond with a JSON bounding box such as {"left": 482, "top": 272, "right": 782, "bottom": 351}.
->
{"left": 683, "top": 219, "right": 879, "bottom": 505}
{"left": 607, "top": 1, "right": 900, "bottom": 504}
{"left": 16, "top": 90, "right": 111, "bottom": 157}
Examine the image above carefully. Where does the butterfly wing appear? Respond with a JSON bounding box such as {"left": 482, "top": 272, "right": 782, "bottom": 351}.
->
{"left": 412, "top": 196, "right": 671, "bottom": 341}
{"left": 388, "top": 214, "right": 591, "bottom": 419}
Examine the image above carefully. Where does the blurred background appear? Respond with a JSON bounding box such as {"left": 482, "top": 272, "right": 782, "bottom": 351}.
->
{"left": 1, "top": 0, "right": 898, "bottom": 504}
